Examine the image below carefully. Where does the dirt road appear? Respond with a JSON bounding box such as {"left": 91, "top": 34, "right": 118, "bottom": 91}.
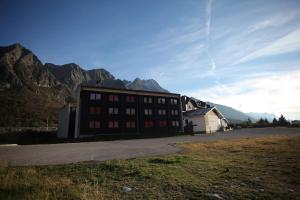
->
{"left": 0, "top": 127, "right": 299, "bottom": 166}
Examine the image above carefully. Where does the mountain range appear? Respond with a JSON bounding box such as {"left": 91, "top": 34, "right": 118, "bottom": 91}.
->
{"left": 0, "top": 43, "right": 167, "bottom": 126}
{"left": 0, "top": 43, "right": 273, "bottom": 126}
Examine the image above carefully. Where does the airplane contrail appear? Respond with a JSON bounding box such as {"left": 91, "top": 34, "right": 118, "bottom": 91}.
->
{"left": 205, "top": 0, "right": 216, "bottom": 74}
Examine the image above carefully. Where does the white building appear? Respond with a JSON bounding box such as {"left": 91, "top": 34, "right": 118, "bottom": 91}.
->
{"left": 181, "top": 96, "right": 229, "bottom": 133}
{"left": 183, "top": 107, "right": 229, "bottom": 133}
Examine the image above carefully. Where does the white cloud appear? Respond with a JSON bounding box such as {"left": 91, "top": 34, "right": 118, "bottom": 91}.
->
{"left": 247, "top": 9, "right": 300, "bottom": 32}
{"left": 184, "top": 69, "right": 300, "bottom": 120}
{"left": 206, "top": 0, "right": 212, "bottom": 42}
{"left": 235, "top": 27, "right": 300, "bottom": 64}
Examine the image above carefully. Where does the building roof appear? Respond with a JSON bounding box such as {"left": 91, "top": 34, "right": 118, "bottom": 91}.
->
{"left": 80, "top": 85, "right": 180, "bottom": 98}
{"left": 183, "top": 106, "right": 228, "bottom": 122}
{"left": 183, "top": 106, "right": 215, "bottom": 116}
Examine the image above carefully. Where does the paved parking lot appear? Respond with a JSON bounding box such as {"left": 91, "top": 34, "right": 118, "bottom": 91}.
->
{"left": 0, "top": 127, "right": 299, "bottom": 166}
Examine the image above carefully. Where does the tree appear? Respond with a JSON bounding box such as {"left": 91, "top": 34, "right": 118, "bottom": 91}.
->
{"left": 278, "top": 114, "right": 290, "bottom": 126}
{"left": 246, "top": 118, "right": 252, "bottom": 127}
{"left": 258, "top": 118, "right": 265, "bottom": 124}
{"left": 272, "top": 117, "right": 278, "bottom": 126}
{"left": 255, "top": 118, "right": 266, "bottom": 127}
{"left": 264, "top": 118, "right": 269, "bottom": 125}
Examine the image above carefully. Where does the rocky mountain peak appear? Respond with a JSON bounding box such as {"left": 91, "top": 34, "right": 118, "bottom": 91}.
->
{"left": 0, "top": 43, "right": 58, "bottom": 88}
{"left": 127, "top": 78, "right": 169, "bottom": 92}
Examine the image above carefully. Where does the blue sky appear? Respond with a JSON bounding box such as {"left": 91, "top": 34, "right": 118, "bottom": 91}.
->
{"left": 1, "top": 0, "right": 300, "bottom": 119}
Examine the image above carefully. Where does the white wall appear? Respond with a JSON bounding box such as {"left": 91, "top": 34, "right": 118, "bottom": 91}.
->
{"left": 205, "top": 111, "right": 222, "bottom": 133}
{"left": 220, "top": 119, "right": 228, "bottom": 129}
{"left": 183, "top": 110, "right": 227, "bottom": 134}
{"left": 183, "top": 115, "right": 206, "bottom": 132}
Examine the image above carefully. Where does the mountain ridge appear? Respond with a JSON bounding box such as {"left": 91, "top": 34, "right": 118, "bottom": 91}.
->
{"left": 0, "top": 43, "right": 170, "bottom": 126}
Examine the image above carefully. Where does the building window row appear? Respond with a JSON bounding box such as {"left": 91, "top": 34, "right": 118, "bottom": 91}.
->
{"left": 108, "top": 107, "right": 119, "bottom": 115}
{"left": 89, "top": 120, "right": 138, "bottom": 129}
{"left": 89, "top": 119, "right": 179, "bottom": 129}
{"left": 109, "top": 94, "right": 119, "bottom": 102}
{"left": 89, "top": 107, "right": 178, "bottom": 116}
{"left": 90, "top": 93, "right": 178, "bottom": 106}
{"left": 90, "top": 93, "right": 101, "bottom": 100}
{"left": 172, "top": 120, "right": 180, "bottom": 127}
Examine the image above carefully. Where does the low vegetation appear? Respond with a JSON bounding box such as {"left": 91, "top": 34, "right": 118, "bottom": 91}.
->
{"left": 234, "top": 114, "right": 297, "bottom": 128}
{"left": 0, "top": 136, "right": 299, "bottom": 199}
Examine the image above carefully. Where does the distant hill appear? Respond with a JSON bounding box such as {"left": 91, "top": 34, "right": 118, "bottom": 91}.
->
{"left": 0, "top": 43, "right": 169, "bottom": 126}
{"left": 206, "top": 102, "right": 250, "bottom": 123}
{"left": 206, "top": 102, "right": 276, "bottom": 123}
{"left": 246, "top": 112, "right": 275, "bottom": 122}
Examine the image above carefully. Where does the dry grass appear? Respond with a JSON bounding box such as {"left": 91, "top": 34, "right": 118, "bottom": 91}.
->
{"left": 0, "top": 135, "right": 299, "bottom": 199}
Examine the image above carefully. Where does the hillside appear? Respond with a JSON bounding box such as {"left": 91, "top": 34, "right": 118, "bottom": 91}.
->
{"left": 206, "top": 102, "right": 251, "bottom": 123}
{"left": 0, "top": 43, "right": 170, "bottom": 126}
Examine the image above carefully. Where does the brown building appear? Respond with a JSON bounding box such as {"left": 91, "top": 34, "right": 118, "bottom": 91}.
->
{"left": 58, "top": 85, "right": 183, "bottom": 138}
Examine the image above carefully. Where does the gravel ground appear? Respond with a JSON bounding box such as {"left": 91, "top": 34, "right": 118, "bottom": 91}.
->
{"left": 0, "top": 127, "right": 299, "bottom": 166}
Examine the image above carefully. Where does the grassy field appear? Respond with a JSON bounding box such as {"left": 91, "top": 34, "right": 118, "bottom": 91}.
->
{"left": 0, "top": 135, "right": 299, "bottom": 199}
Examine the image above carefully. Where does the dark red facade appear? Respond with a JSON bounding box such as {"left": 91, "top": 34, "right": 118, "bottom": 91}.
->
{"left": 76, "top": 87, "right": 183, "bottom": 136}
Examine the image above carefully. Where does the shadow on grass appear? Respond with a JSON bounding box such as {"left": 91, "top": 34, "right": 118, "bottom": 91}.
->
{"left": 148, "top": 158, "right": 180, "bottom": 165}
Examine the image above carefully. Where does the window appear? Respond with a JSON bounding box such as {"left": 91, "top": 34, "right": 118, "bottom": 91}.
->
{"left": 90, "top": 93, "right": 101, "bottom": 100}
{"left": 126, "top": 96, "right": 135, "bottom": 103}
{"left": 158, "top": 109, "right": 166, "bottom": 115}
{"left": 89, "top": 106, "right": 95, "bottom": 114}
{"left": 89, "top": 120, "right": 101, "bottom": 129}
{"left": 126, "top": 108, "right": 135, "bottom": 115}
{"left": 108, "top": 121, "right": 114, "bottom": 128}
{"left": 90, "top": 93, "right": 95, "bottom": 100}
{"left": 171, "top": 109, "right": 178, "bottom": 116}
{"left": 144, "top": 120, "right": 153, "bottom": 128}
{"left": 114, "top": 121, "right": 119, "bottom": 128}
{"left": 109, "top": 94, "right": 119, "bottom": 102}
{"left": 144, "top": 109, "right": 152, "bottom": 115}
{"left": 95, "top": 121, "right": 101, "bottom": 128}
{"left": 90, "top": 107, "right": 101, "bottom": 115}
{"left": 109, "top": 107, "right": 118, "bottom": 115}
{"left": 95, "top": 107, "right": 101, "bottom": 114}
{"left": 172, "top": 120, "right": 180, "bottom": 127}
{"left": 89, "top": 121, "right": 94, "bottom": 128}
{"left": 170, "top": 98, "right": 178, "bottom": 105}
{"left": 108, "top": 120, "right": 119, "bottom": 128}
{"left": 131, "top": 121, "right": 136, "bottom": 128}
{"left": 158, "top": 98, "right": 165, "bottom": 104}
{"left": 96, "top": 93, "right": 101, "bottom": 100}
{"left": 159, "top": 120, "right": 167, "bottom": 127}
{"left": 126, "top": 120, "right": 136, "bottom": 128}
{"left": 144, "top": 97, "right": 153, "bottom": 104}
